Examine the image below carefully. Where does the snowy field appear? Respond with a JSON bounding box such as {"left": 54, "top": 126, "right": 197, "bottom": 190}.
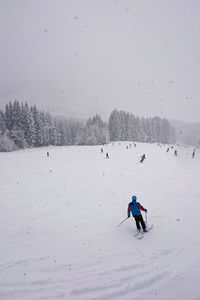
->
{"left": 1, "top": 142, "right": 200, "bottom": 300}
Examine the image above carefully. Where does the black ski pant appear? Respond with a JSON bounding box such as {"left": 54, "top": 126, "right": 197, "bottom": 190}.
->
{"left": 133, "top": 214, "right": 146, "bottom": 230}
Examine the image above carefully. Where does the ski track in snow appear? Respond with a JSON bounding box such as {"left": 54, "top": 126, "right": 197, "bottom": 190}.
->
{"left": 0, "top": 142, "right": 200, "bottom": 300}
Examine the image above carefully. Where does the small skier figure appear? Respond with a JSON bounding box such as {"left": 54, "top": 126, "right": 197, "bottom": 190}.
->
{"left": 127, "top": 195, "right": 147, "bottom": 232}
{"left": 106, "top": 152, "right": 109, "bottom": 158}
{"left": 47, "top": 152, "right": 49, "bottom": 157}
{"left": 101, "top": 148, "right": 103, "bottom": 153}
{"left": 174, "top": 150, "right": 177, "bottom": 156}
{"left": 140, "top": 154, "right": 145, "bottom": 163}
{"left": 192, "top": 149, "right": 195, "bottom": 158}
{"left": 167, "top": 147, "right": 170, "bottom": 152}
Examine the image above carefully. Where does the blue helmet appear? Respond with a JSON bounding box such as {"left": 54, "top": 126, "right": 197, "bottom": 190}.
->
{"left": 132, "top": 195, "right": 137, "bottom": 201}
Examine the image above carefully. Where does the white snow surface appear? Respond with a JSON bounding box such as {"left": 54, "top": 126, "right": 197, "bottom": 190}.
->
{"left": 1, "top": 142, "right": 200, "bottom": 300}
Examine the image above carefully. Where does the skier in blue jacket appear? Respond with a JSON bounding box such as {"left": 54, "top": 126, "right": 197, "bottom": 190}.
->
{"left": 128, "top": 195, "right": 147, "bottom": 232}
{"left": 140, "top": 154, "right": 145, "bottom": 163}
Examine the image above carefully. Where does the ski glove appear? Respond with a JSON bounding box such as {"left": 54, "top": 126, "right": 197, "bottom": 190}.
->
{"left": 144, "top": 209, "right": 147, "bottom": 212}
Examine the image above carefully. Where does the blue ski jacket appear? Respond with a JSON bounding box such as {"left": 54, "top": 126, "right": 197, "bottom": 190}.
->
{"left": 128, "top": 199, "right": 147, "bottom": 217}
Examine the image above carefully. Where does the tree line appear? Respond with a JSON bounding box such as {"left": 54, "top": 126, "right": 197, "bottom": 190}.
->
{"left": 0, "top": 101, "right": 175, "bottom": 151}
{"left": 108, "top": 109, "right": 175, "bottom": 144}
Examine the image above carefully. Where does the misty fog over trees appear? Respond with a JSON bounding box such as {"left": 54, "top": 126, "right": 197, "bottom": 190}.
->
{"left": 108, "top": 109, "right": 175, "bottom": 144}
{"left": 0, "top": 101, "right": 175, "bottom": 152}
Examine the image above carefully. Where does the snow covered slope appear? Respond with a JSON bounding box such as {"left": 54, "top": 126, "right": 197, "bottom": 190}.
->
{"left": 1, "top": 142, "right": 200, "bottom": 300}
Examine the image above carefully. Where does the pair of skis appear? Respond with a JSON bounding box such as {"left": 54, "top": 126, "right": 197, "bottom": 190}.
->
{"left": 134, "top": 224, "right": 153, "bottom": 239}
{"left": 117, "top": 212, "right": 153, "bottom": 240}
{"left": 134, "top": 212, "right": 153, "bottom": 239}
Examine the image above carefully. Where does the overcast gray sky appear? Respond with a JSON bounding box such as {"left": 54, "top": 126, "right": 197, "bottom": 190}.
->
{"left": 0, "top": 0, "right": 200, "bottom": 122}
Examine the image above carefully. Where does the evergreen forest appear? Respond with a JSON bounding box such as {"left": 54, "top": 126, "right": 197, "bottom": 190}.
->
{"left": 0, "top": 101, "right": 175, "bottom": 151}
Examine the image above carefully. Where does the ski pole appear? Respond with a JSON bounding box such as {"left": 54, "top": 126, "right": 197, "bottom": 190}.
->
{"left": 117, "top": 217, "right": 128, "bottom": 228}
{"left": 145, "top": 212, "right": 148, "bottom": 228}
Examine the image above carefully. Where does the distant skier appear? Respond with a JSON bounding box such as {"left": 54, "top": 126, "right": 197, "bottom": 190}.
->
{"left": 174, "top": 150, "right": 177, "bottom": 156}
{"left": 140, "top": 154, "right": 145, "bottom": 163}
{"left": 101, "top": 148, "right": 103, "bottom": 153}
{"left": 127, "top": 195, "right": 147, "bottom": 232}
{"left": 106, "top": 152, "right": 109, "bottom": 158}
{"left": 192, "top": 149, "right": 195, "bottom": 158}
{"left": 47, "top": 152, "right": 49, "bottom": 157}
{"left": 167, "top": 147, "right": 170, "bottom": 152}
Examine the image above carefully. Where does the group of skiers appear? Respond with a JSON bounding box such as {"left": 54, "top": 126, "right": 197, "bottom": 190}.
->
{"left": 166, "top": 144, "right": 197, "bottom": 158}
{"left": 45, "top": 141, "right": 197, "bottom": 235}
{"left": 101, "top": 148, "right": 109, "bottom": 158}
{"left": 167, "top": 146, "right": 178, "bottom": 156}
{"left": 101, "top": 146, "right": 146, "bottom": 162}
